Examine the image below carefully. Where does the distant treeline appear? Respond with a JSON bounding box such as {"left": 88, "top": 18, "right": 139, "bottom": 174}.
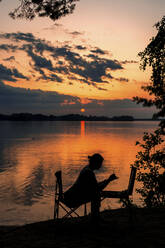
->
{"left": 0, "top": 113, "right": 136, "bottom": 121}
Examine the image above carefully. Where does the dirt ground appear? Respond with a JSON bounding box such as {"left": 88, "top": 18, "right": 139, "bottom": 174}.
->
{"left": 0, "top": 208, "right": 165, "bottom": 248}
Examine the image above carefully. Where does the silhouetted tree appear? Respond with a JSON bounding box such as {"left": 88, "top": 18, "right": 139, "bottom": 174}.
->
{"left": 132, "top": 130, "right": 165, "bottom": 207}
{"left": 132, "top": 16, "right": 165, "bottom": 208}
{"left": 2, "top": 0, "right": 79, "bottom": 21}
{"left": 133, "top": 16, "right": 165, "bottom": 131}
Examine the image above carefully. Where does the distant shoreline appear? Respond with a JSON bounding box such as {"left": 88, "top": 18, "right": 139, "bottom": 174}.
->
{"left": 0, "top": 113, "right": 159, "bottom": 122}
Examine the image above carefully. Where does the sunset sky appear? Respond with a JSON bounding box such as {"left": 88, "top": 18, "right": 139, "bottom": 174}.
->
{"left": 0, "top": 0, "right": 164, "bottom": 117}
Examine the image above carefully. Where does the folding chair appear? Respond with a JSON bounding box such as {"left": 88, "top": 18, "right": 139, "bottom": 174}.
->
{"left": 54, "top": 171, "right": 87, "bottom": 220}
{"left": 54, "top": 166, "right": 137, "bottom": 220}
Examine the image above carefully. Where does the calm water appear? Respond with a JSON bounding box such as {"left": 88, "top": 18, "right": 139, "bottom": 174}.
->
{"left": 0, "top": 120, "right": 159, "bottom": 225}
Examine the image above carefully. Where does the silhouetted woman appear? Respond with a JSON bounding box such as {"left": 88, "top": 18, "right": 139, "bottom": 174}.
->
{"left": 64, "top": 153, "right": 118, "bottom": 221}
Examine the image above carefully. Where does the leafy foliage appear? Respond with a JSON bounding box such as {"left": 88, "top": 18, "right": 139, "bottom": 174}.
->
{"left": 133, "top": 16, "right": 165, "bottom": 208}
{"left": 7, "top": 0, "right": 79, "bottom": 21}
{"left": 132, "top": 130, "right": 165, "bottom": 207}
{"left": 133, "top": 16, "right": 165, "bottom": 130}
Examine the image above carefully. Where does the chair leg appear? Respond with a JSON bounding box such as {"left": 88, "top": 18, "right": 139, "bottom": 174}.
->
{"left": 62, "top": 205, "right": 80, "bottom": 218}
{"left": 54, "top": 199, "right": 59, "bottom": 220}
{"left": 121, "top": 196, "right": 136, "bottom": 224}
{"left": 84, "top": 203, "right": 87, "bottom": 216}
{"left": 54, "top": 181, "right": 60, "bottom": 220}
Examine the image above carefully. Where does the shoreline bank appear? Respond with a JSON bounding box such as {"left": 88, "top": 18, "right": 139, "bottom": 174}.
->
{"left": 0, "top": 208, "right": 165, "bottom": 248}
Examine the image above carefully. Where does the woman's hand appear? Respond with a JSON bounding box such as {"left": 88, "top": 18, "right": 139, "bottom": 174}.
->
{"left": 108, "top": 173, "right": 118, "bottom": 181}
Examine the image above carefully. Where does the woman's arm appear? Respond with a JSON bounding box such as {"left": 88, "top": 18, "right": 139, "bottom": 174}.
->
{"left": 98, "top": 174, "right": 118, "bottom": 191}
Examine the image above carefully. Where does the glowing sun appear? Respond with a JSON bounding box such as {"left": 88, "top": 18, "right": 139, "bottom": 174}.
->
{"left": 80, "top": 108, "right": 85, "bottom": 113}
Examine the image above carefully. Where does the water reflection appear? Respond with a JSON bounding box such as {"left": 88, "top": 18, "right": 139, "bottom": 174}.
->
{"left": 0, "top": 121, "right": 159, "bottom": 225}
{"left": 81, "top": 121, "right": 85, "bottom": 136}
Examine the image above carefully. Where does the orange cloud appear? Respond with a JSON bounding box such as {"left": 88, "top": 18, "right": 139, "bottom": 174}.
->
{"left": 61, "top": 99, "right": 76, "bottom": 106}
{"left": 80, "top": 98, "right": 92, "bottom": 104}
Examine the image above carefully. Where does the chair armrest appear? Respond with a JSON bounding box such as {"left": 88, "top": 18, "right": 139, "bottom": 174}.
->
{"left": 119, "top": 190, "right": 129, "bottom": 198}
{"left": 101, "top": 190, "right": 128, "bottom": 199}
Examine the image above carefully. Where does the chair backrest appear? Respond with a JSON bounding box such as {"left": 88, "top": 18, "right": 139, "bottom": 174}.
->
{"left": 127, "top": 166, "right": 137, "bottom": 195}
{"left": 55, "top": 170, "right": 63, "bottom": 197}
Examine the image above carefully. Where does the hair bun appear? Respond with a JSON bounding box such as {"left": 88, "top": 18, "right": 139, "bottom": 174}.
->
{"left": 88, "top": 153, "right": 104, "bottom": 161}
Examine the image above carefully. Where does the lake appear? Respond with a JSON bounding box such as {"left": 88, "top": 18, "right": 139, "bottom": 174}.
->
{"left": 0, "top": 120, "right": 159, "bottom": 225}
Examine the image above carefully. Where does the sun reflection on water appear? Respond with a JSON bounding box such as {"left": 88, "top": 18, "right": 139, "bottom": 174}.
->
{"left": 81, "top": 120, "right": 85, "bottom": 136}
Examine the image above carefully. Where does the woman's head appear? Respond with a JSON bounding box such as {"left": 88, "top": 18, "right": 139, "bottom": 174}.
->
{"left": 88, "top": 153, "right": 104, "bottom": 170}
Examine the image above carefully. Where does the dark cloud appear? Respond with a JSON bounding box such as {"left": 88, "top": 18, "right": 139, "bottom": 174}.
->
{"left": 54, "top": 23, "right": 63, "bottom": 27}
{"left": 79, "top": 98, "right": 156, "bottom": 118}
{"left": 0, "top": 32, "right": 37, "bottom": 43}
{"left": 0, "top": 44, "right": 18, "bottom": 51}
{"left": 3, "top": 56, "right": 15, "bottom": 62}
{"left": 42, "top": 24, "right": 84, "bottom": 38}
{"left": 30, "top": 52, "right": 53, "bottom": 69}
{"left": 0, "top": 64, "right": 28, "bottom": 82}
{"left": 70, "top": 57, "right": 122, "bottom": 83}
{"left": 68, "top": 31, "right": 84, "bottom": 36}
{"left": 0, "top": 32, "right": 55, "bottom": 57}
{"left": 53, "top": 47, "right": 80, "bottom": 62}
{"left": 0, "top": 81, "right": 80, "bottom": 114}
{"left": 54, "top": 66, "right": 68, "bottom": 74}
{"left": 37, "top": 73, "right": 62, "bottom": 83}
{"left": 51, "top": 46, "right": 120, "bottom": 84}
{"left": 0, "top": 31, "right": 156, "bottom": 118}
{"left": 57, "top": 61, "right": 63, "bottom": 65}
{"left": 21, "top": 41, "right": 52, "bottom": 56}
{"left": 0, "top": 32, "right": 126, "bottom": 87}
{"left": 43, "top": 23, "right": 63, "bottom": 30}
{"left": 0, "top": 81, "right": 155, "bottom": 118}
{"left": 24, "top": 45, "right": 53, "bottom": 69}
{"left": 50, "top": 45, "right": 121, "bottom": 83}
{"left": 22, "top": 44, "right": 63, "bottom": 82}
{"left": 115, "top": 77, "right": 129, "bottom": 82}
{"left": 75, "top": 45, "right": 87, "bottom": 50}
{"left": 90, "top": 47, "right": 108, "bottom": 55}
{"left": 86, "top": 54, "right": 99, "bottom": 59}
{"left": 0, "top": 32, "right": 54, "bottom": 55}
{"left": 121, "top": 60, "right": 138, "bottom": 64}
{"left": 95, "top": 86, "right": 108, "bottom": 91}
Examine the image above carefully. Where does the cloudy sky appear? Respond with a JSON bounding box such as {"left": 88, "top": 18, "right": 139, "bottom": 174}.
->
{"left": 0, "top": 0, "right": 164, "bottom": 117}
